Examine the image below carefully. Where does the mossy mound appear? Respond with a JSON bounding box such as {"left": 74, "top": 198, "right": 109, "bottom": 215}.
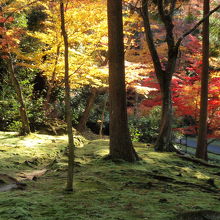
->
{"left": 0, "top": 132, "right": 219, "bottom": 220}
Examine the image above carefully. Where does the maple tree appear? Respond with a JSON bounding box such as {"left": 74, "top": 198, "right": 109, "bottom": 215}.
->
{"left": 173, "top": 63, "right": 220, "bottom": 142}
{"left": 139, "top": 44, "right": 220, "bottom": 140}
{"left": 18, "top": 0, "right": 109, "bottom": 125}
{"left": 137, "top": 28, "right": 219, "bottom": 144}
{"left": 27, "top": 0, "right": 108, "bottom": 89}
{"left": 139, "top": 0, "right": 220, "bottom": 152}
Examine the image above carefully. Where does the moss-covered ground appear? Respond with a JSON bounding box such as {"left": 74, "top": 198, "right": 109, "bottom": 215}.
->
{"left": 0, "top": 131, "right": 219, "bottom": 220}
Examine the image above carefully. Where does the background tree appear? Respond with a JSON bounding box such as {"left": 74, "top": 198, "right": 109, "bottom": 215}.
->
{"left": 26, "top": 0, "right": 108, "bottom": 122}
{"left": 60, "top": 0, "right": 75, "bottom": 191}
{"left": 140, "top": 0, "right": 220, "bottom": 152}
{"left": 196, "top": 0, "right": 210, "bottom": 161}
{"left": 107, "top": 0, "right": 139, "bottom": 162}
{"left": 76, "top": 87, "right": 98, "bottom": 132}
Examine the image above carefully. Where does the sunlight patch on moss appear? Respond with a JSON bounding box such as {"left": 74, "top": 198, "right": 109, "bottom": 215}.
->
{"left": 194, "top": 172, "right": 210, "bottom": 180}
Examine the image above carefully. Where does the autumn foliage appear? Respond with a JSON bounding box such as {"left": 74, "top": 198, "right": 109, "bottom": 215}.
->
{"left": 0, "top": 0, "right": 219, "bottom": 140}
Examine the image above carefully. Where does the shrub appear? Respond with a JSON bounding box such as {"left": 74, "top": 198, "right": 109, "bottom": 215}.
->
{"left": 128, "top": 106, "right": 182, "bottom": 143}
{"left": 128, "top": 106, "right": 161, "bottom": 143}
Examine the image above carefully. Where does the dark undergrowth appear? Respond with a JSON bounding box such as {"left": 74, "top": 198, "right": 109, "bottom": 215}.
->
{"left": 0, "top": 131, "right": 219, "bottom": 220}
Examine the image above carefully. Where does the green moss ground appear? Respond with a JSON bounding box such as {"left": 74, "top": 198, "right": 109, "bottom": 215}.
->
{"left": 0, "top": 132, "right": 219, "bottom": 220}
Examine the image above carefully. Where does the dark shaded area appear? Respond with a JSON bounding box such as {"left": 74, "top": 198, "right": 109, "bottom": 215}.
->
{"left": 86, "top": 121, "right": 109, "bottom": 136}
{"left": 173, "top": 210, "right": 220, "bottom": 220}
{"left": 33, "top": 72, "right": 47, "bottom": 98}
{"left": 26, "top": 6, "right": 48, "bottom": 32}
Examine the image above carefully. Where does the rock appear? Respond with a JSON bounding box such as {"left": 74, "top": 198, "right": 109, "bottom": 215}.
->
{"left": 0, "top": 174, "right": 27, "bottom": 192}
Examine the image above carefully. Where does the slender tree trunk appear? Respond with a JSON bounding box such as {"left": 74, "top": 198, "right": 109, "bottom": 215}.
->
{"left": 196, "top": 0, "right": 209, "bottom": 161}
{"left": 7, "top": 57, "right": 31, "bottom": 135}
{"left": 44, "top": 45, "right": 61, "bottom": 114}
{"left": 99, "top": 92, "right": 108, "bottom": 138}
{"left": 60, "top": 1, "right": 75, "bottom": 191}
{"left": 134, "top": 92, "right": 139, "bottom": 117}
{"left": 0, "top": 6, "right": 30, "bottom": 135}
{"left": 107, "top": 0, "right": 139, "bottom": 162}
{"left": 76, "top": 87, "right": 97, "bottom": 132}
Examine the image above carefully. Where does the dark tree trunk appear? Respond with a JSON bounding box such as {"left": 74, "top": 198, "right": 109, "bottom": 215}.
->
{"left": 107, "top": 0, "right": 139, "bottom": 162}
{"left": 141, "top": 0, "right": 178, "bottom": 152}
{"left": 196, "top": 0, "right": 210, "bottom": 161}
{"left": 60, "top": 1, "right": 75, "bottom": 191}
{"left": 76, "top": 87, "right": 97, "bottom": 132}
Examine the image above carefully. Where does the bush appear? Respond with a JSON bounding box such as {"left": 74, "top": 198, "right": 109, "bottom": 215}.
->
{"left": 128, "top": 106, "right": 183, "bottom": 143}
{"left": 128, "top": 106, "right": 161, "bottom": 143}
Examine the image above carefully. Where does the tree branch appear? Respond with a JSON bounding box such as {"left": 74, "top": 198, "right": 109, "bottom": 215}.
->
{"left": 157, "top": 0, "right": 177, "bottom": 74}
{"left": 141, "top": 0, "right": 162, "bottom": 75}
{"left": 2, "top": 0, "right": 39, "bottom": 24}
{"left": 169, "top": 0, "right": 177, "bottom": 16}
{"left": 176, "top": 4, "right": 220, "bottom": 48}
{"left": 207, "top": 139, "right": 217, "bottom": 146}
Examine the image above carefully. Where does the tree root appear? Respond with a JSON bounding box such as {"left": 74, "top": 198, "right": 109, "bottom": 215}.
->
{"left": 120, "top": 169, "right": 219, "bottom": 193}
{"left": 176, "top": 154, "right": 220, "bottom": 168}
{"left": 145, "top": 172, "right": 219, "bottom": 193}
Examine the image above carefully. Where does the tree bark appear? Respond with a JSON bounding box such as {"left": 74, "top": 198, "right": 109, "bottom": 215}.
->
{"left": 76, "top": 87, "right": 97, "bottom": 132}
{"left": 107, "top": 0, "right": 139, "bottom": 162}
{"left": 196, "top": 0, "right": 210, "bottom": 161}
{"left": 60, "top": 1, "right": 75, "bottom": 191}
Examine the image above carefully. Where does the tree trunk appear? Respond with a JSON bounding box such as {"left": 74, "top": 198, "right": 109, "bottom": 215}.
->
{"left": 196, "top": 0, "right": 209, "bottom": 161}
{"left": 99, "top": 93, "right": 108, "bottom": 138}
{"left": 60, "top": 1, "right": 75, "bottom": 191}
{"left": 141, "top": 0, "right": 177, "bottom": 152}
{"left": 44, "top": 44, "right": 61, "bottom": 114}
{"left": 76, "top": 87, "right": 97, "bottom": 132}
{"left": 107, "top": 0, "right": 139, "bottom": 162}
{"left": 134, "top": 92, "right": 139, "bottom": 117}
{"left": 155, "top": 76, "right": 175, "bottom": 152}
{"left": 7, "top": 55, "right": 30, "bottom": 135}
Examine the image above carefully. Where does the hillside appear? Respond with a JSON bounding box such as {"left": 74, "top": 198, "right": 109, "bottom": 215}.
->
{"left": 0, "top": 132, "right": 219, "bottom": 220}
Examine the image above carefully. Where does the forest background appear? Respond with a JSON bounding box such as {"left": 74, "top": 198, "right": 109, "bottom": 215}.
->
{"left": 0, "top": 0, "right": 219, "bottom": 149}
{"left": 0, "top": 0, "right": 220, "bottom": 219}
